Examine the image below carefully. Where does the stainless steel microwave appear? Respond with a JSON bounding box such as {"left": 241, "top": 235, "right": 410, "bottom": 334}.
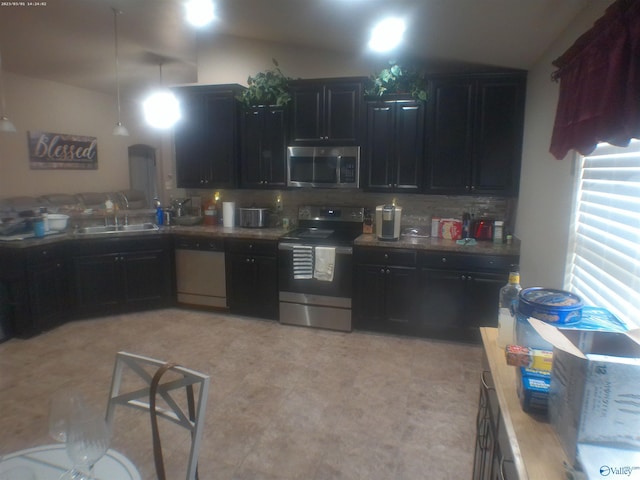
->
{"left": 287, "top": 146, "right": 360, "bottom": 188}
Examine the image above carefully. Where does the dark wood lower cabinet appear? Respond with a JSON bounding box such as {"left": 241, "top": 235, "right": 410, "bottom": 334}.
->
{"left": 225, "top": 239, "right": 278, "bottom": 320}
{"left": 72, "top": 237, "right": 174, "bottom": 317}
{"left": 0, "top": 243, "right": 71, "bottom": 338}
{"left": 353, "top": 247, "right": 518, "bottom": 342}
{"left": 353, "top": 247, "right": 418, "bottom": 333}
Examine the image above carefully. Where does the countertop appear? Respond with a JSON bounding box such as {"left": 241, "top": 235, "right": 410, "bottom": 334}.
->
{"left": 0, "top": 226, "right": 520, "bottom": 256}
{"left": 480, "top": 327, "right": 569, "bottom": 479}
{"left": 355, "top": 233, "right": 520, "bottom": 256}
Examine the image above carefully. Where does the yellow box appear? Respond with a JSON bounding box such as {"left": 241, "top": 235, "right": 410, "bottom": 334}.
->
{"left": 505, "top": 344, "right": 553, "bottom": 371}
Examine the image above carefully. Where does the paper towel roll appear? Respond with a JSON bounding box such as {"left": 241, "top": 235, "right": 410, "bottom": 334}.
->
{"left": 223, "top": 202, "right": 235, "bottom": 227}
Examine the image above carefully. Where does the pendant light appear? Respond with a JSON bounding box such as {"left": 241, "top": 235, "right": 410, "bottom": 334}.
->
{"left": 0, "top": 47, "right": 17, "bottom": 133}
{"left": 143, "top": 63, "right": 180, "bottom": 129}
{"left": 112, "top": 8, "right": 129, "bottom": 136}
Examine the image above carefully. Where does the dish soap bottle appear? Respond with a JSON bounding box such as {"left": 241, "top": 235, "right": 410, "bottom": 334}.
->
{"left": 497, "top": 264, "right": 522, "bottom": 348}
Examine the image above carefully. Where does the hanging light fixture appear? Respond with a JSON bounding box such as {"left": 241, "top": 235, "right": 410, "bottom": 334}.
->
{"left": 143, "top": 63, "right": 181, "bottom": 129}
{"left": 112, "top": 8, "right": 129, "bottom": 136}
{"left": 0, "top": 47, "right": 17, "bottom": 133}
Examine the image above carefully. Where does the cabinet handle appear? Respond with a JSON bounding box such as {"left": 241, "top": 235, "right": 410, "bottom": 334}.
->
{"left": 387, "top": 269, "right": 391, "bottom": 274}
{"left": 380, "top": 268, "right": 385, "bottom": 274}
{"left": 384, "top": 253, "right": 389, "bottom": 259}
{"left": 41, "top": 250, "right": 48, "bottom": 256}
{"left": 441, "top": 257, "right": 447, "bottom": 263}
{"left": 461, "top": 274, "right": 466, "bottom": 280}
{"left": 249, "top": 244, "right": 253, "bottom": 249}
{"left": 252, "top": 258, "right": 256, "bottom": 263}
{"left": 246, "top": 258, "right": 251, "bottom": 263}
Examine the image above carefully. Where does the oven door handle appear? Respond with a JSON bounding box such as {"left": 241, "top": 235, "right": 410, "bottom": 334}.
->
{"left": 278, "top": 243, "right": 352, "bottom": 255}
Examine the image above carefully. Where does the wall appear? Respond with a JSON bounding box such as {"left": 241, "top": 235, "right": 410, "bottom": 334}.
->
{"left": 0, "top": 73, "right": 161, "bottom": 199}
{"left": 514, "top": 1, "right": 610, "bottom": 288}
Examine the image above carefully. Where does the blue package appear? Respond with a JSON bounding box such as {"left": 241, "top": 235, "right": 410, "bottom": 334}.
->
{"left": 517, "top": 368, "right": 550, "bottom": 413}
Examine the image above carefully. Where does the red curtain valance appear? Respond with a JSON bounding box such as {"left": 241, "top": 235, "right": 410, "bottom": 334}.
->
{"left": 549, "top": 0, "right": 640, "bottom": 160}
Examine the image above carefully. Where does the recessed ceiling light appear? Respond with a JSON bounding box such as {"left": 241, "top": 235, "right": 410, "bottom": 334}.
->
{"left": 368, "top": 17, "right": 406, "bottom": 52}
{"left": 185, "top": 0, "right": 215, "bottom": 28}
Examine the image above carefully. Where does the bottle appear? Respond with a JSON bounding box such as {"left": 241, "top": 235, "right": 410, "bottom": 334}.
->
{"left": 156, "top": 204, "right": 164, "bottom": 226}
{"left": 497, "top": 264, "right": 522, "bottom": 348}
{"left": 494, "top": 220, "right": 504, "bottom": 243}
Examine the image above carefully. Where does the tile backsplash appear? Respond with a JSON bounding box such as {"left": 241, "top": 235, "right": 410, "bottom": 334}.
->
{"left": 186, "top": 188, "right": 517, "bottom": 234}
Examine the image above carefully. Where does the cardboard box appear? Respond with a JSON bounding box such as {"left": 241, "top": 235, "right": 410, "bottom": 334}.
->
{"left": 530, "top": 318, "right": 640, "bottom": 464}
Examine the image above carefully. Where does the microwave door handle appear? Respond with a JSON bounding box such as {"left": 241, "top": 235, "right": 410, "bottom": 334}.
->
{"left": 336, "top": 155, "right": 341, "bottom": 182}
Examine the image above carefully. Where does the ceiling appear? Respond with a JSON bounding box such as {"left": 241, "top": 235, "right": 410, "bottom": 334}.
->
{"left": 0, "top": 0, "right": 601, "bottom": 100}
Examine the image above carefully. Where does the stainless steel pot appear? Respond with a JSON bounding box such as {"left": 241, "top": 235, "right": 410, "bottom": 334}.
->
{"left": 238, "top": 207, "right": 269, "bottom": 228}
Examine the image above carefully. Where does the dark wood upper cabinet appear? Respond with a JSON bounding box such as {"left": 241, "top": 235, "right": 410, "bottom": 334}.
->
{"left": 425, "top": 73, "right": 526, "bottom": 196}
{"left": 173, "top": 84, "right": 244, "bottom": 189}
{"left": 240, "top": 106, "right": 288, "bottom": 188}
{"left": 289, "top": 78, "right": 366, "bottom": 145}
{"left": 363, "top": 96, "right": 424, "bottom": 192}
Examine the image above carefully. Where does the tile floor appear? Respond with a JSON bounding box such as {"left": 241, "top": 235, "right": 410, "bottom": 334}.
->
{"left": 0, "top": 308, "right": 483, "bottom": 479}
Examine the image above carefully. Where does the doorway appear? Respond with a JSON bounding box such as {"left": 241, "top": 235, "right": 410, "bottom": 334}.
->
{"left": 128, "top": 144, "right": 158, "bottom": 208}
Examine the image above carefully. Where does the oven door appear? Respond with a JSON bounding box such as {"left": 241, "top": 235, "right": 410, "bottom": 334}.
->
{"left": 278, "top": 242, "right": 353, "bottom": 331}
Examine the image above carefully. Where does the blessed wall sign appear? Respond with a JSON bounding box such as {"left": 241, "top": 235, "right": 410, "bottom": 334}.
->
{"left": 28, "top": 131, "right": 98, "bottom": 170}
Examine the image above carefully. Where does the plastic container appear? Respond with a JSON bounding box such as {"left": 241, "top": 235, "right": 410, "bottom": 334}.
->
{"left": 518, "top": 287, "right": 583, "bottom": 325}
{"left": 33, "top": 218, "right": 45, "bottom": 237}
{"left": 515, "top": 287, "right": 583, "bottom": 349}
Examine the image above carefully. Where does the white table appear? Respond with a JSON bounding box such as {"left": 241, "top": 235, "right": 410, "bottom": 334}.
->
{"left": 0, "top": 444, "right": 141, "bottom": 480}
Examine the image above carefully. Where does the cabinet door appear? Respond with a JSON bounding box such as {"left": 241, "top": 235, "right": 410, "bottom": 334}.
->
{"left": 205, "top": 94, "right": 238, "bottom": 188}
{"left": 240, "top": 108, "right": 264, "bottom": 187}
{"left": 418, "top": 268, "right": 467, "bottom": 329}
{"left": 385, "top": 266, "right": 418, "bottom": 324}
{"left": 325, "top": 81, "right": 362, "bottom": 143}
{"left": 253, "top": 255, "right": 279, "bottom": 319}
{"left": 121, "top": 249, "right": 172, "bottom": 307}
{"left": 290, "top": 85, "right": 323, "bottom": 143}
{"left": 73, "top": 253, "right": 122, "bottom": 314}
{"left": 365, "top": 103, "right": 394, "bottom": 190}
{"left": 27, "top": 259, "right": 69, "bottom": 332}
{"left": 175, "top": 92, "right": 207, "bottom": 188}
{"left": 472, "top": 77, "right": 525, "bottom": 196}
{"left": 290, "top": 79, "right": 363, "bottom": 145}
{"left": 425, "top": 78, "right": 474, "bottom": 194}
{"left": 261, "top": 107, "right": 287, "bottom": 187}
{"left": 227, "top": 253, "right": 278, "bottom": 319}
{"left": 353, "top": 264, "right": 387, "bottom": 327}
{"left": 394, "top": 101, "right": 424, "bottom": 192}
{"left": 465, "top": 272, "right": 504, "bottom": 328}
{"left": 175, "top": 86, "right": 241, "bottom": 189}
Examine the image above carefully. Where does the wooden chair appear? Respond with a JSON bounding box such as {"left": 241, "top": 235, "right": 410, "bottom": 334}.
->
{"left": 105, "top": 351, "right": 210, "bottom": 480}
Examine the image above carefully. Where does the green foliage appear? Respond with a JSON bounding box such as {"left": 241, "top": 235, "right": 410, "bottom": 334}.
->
{"left": 366, "top": 62, "right": 428, "bottom": 101}
{"left": 237, "top": 59, "right": 292, "bottom": 107}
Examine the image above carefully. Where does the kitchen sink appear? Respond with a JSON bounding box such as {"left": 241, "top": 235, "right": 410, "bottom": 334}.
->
{"left": 76, "top": 223, "right": 159, "bottom": 235}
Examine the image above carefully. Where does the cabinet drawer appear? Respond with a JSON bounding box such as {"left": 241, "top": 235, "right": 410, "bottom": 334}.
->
{"left": 175, "top": 236, "right": 224, "bottom": 251}
{"left": 225, "top": 238, "right": 277, "bottom": 256}
{"left": 418, "top": 252, "right": 518, "bottom": 272}
{"left": 354, "top": 247, "right": 416, "bottom": 267}
{"left": 26, "top": 244, "right": 67, "bottom": 265}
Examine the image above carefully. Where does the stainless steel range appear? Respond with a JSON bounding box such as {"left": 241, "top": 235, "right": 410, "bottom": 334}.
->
{"left": 278, "top": 206, "right": 365, "bottom": 332}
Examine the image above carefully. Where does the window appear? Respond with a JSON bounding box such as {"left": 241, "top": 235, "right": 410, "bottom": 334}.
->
{"left": 565, "top": 140, "right": 640, "bottom": 328}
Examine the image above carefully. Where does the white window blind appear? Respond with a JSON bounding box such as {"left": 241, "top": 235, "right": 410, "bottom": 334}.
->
{"left": 566, "top": 140, "right": 640, "bottom": 328}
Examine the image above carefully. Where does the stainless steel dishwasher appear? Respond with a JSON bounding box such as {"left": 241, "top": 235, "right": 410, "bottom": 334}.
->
{"left": 175, "top": 236, "right": 227, "bottom": 308}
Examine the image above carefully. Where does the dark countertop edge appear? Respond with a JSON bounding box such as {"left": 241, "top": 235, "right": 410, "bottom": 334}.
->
{"left": 0, "top": 228, "right": 521, "bottom": 256}
{"left": 353, "top": 233, "right": 521, "bottom": 256}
